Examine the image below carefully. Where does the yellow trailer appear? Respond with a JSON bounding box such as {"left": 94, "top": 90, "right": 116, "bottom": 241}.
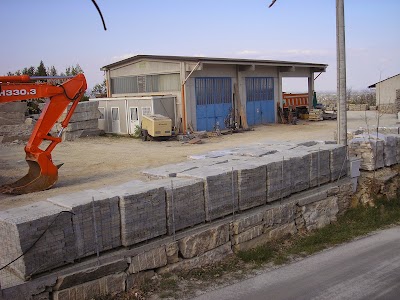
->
{"left": 141, "top": 114, "right": 172, "bottom": 140}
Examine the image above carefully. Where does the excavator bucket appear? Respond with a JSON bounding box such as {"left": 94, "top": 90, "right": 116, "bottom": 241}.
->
{"left": 0, "top": 154, "right": 59, "bottom": 195}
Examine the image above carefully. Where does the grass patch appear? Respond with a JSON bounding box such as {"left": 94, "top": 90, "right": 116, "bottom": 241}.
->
{"left": 238, "top": 196, "right": 400, "bottom": 265}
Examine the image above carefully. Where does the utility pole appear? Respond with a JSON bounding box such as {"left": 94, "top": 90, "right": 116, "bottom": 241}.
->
{"left": 269, "top": 0, "right": 348, "bottom": 145}
{"left": 336, "top": 0, "right": 347, "bottom": 145}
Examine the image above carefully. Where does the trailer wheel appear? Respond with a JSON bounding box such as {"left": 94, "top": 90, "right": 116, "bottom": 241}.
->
{"left": 141, "top": 129, "right": 148, "bottom": 141}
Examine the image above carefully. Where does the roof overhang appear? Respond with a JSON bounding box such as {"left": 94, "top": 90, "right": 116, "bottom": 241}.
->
{"left": 101, "top": 54, "right": 328, "bottom": 72}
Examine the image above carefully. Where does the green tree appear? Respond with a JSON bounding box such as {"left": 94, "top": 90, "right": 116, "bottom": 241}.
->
{"left": 47, "top": 65, "right": 58, "bottom": 76}
{"left": 35, "top": 60, "right": 47, "bottom": 76}
{"left": 91, "top": 79, "right": 107, "bottom": 97}
{"left": 62, "top": 64, "right": 84, "bottom": 76}
{"left": 22, "top": 66, "right": 35, "bottom": 76}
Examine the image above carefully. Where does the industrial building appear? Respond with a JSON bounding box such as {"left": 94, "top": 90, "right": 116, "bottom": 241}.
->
{"left": 99, "top": 55, "right": 327, "bottom": 133}
{"left": 368, "top": 73, "right": 400, "bottom": 114}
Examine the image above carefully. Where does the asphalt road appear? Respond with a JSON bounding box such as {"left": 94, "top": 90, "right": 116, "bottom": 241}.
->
{"left": 192, "top": 227, "right": 400, "bottom": 300}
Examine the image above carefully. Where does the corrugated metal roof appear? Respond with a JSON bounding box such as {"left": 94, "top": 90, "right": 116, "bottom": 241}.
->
{"left": 101, "top": 54, "right": 327, "bottom": 71}
{"left": 368, "top": 73, "right": 400, "bottom": 88}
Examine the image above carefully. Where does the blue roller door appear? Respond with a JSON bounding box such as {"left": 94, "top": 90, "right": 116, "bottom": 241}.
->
{"left": 245, "top": 77, "right": 275, "bottom": 125}
{"left": 195, "top": 77, "right": 232, "bottom": 131}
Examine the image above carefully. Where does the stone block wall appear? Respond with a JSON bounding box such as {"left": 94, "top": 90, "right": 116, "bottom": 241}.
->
{"left": 0, "top": 179, "right": 354, "bottom": 300}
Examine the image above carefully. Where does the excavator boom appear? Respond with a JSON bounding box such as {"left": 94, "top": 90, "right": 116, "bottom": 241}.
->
{"left": 0, "top": 74, "right": 87, "bottom": 194}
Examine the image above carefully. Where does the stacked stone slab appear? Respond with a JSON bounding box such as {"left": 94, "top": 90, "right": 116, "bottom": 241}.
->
{"left": 259, "top": 153, "right": 292, "bottom": 203}
{"left": 383, "top": 134, "right": 400, "bottom": 166}
{"left": 177, "top": 166, "right": 238, "bottom": 221}
{"left": 48, "top": 189, "right": 121, "bottom": 259}
{"left": 348, "top": 135, "right": 384, "bottom": 171}
{"left": 396, "top": 89, "right": 400, "bottom": 113}
{"left": 0, "top": 201, "right": 76, "bottom": 279}
{"left": 215, "top": 158, "right": 267, "bottom": 211}
{"left": 298, "top": 145, "right": 331, "bottom": 188}
{"left": 55, "top": 101, "right": 102, "bottom": 141}
{"left": 281, "top": 150, "right": 311, "bottom": 194}
{"left": 142, "top": 158, "right": 228, "bottom": 178}
{"left": 0, "top": 103, "right": 26, "bottom": 125}
{"left": 110, "top": 181, "right": 167, "bottom": 246}
{"left": 317, "top": 143, "right": 348, "bottom": 181}
{"left": 152, "top": 178, "right": 206, "bottom": 234}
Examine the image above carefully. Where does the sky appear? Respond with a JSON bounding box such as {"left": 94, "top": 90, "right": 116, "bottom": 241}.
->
{"left": 0, "top": 0, "right": 399, "bottom": 93}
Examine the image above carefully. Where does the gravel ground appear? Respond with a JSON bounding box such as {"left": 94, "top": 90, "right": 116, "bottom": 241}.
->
{"left": 0, "top": 111, "right": 398, "bottom": 210}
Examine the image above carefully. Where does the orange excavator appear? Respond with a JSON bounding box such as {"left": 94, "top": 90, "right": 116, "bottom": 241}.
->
{"left": 0, "top": 74, "right": 87, "bottom": 194}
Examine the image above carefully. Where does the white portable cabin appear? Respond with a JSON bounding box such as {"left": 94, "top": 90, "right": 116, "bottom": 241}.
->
{"left": 90, "top": 96, "right": 176, "bottom": 135}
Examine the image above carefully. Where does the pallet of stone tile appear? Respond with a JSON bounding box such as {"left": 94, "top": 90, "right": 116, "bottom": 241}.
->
{"left": 280, "top": 150, "right": 311, "bottom": 194}
{"left": 302, "top": 146, "right": 331, "bottom": 187}
{"left": 109, "top": 181, "right": 167, "bottom": 246}
{"left": 142, "top": 157, "right": 230, "bottom": 178}
{"left": 0, "top": 201, "right": 77, "bottom": 280}
{"left": 48, "top": 189, "right": 121, "bottom": 259}
{"left": 151, "top": 178, "right": 206, "bottom": 234}
{"left": 316, "top": 143, "right": 348, "bottom": 181}
{"left": 348, "top": 136, "right": 384, "bottom": 171}
{"left": 211, "top": 159, "right": 267, "bottom": 211}
{"left": 177, "top": 166, "right": 238, "bottom": 221}
{"left": 258, "top": 153, "right": 292, "bottom": 203}
{"left": 308, "top": 109, "right": 323, "bottom": 121}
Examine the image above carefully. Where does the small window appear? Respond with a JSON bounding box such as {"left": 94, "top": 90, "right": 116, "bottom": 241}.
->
{"left": 111, "top": 107, "right": 119, "bottom": 121}
{"left": 142, "top": 107, "right": 152, "bottom": 116}
{"left": 130, "top": 107, "right": 138, "bottom": 121}
{"left": 98, "top": 107, "right": 105, "bottom": 120}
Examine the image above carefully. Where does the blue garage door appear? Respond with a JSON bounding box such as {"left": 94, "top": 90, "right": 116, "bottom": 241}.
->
{"left": 246, "top": 77, "right": 275, "bottom": 125}
{"left": 195, "top": 77, "right": 232, "bottom": 131}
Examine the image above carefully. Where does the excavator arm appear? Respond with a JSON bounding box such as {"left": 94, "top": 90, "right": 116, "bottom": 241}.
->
{"left": 0, "top": 74, "right": 87, "bottom": 194}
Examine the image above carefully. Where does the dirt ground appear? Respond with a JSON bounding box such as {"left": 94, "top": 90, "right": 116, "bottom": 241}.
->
{"left": 0, "top": 111, "right": 398, "bottom": 210}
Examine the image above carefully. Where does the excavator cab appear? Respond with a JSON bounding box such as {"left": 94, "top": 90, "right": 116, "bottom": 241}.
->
{"left": 0, "top": 74, "right": 87, "bottom": 194}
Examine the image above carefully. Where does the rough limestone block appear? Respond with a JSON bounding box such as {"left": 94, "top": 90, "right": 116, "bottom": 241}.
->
{"left": 64, "top": 101, "right": 99, "bottom": 114}
{"left": 47, "top": 190, "right": 121, "bottom": 259}
{"left": 178, "top": 223, "right": 229, "bottom": 259}
{"left": 264, "top": 222, "right": 297, "bottom": 241}
{"left": 263, "top": 202, "right": 296, "bottom": 227}
{"left": 52, "top": 273, "right": 126, "bottom": 300}
{"left": 60, "top": 110, "right": 102, "bottom": 123}
{"left": 157, "top": 243, "right": 232, "bottom": 274}
{"left": 177, "top": 166, "right": 238, "bottom": 221}
{"left": 152, "top": 178, "right": 205, "bottom": 234}
{"left": 56, "top": 119, "right": 99, "bottom": 132}
{"left": 348, "top": 137, "right": 384, "bottom": 171}
{"left": 301, "top": 196, "right": 339, "bottom": 231}
{"left": 128, "top": 246, "right": 167, "bottom": 274}
{"left": 231, "top": 225, "right": 264, "bottom": 245}
{"left": 0, "top": 201, "right": 76, "bottom": 279}
{"left": 230, "top": 211, "right": 264, "bottom": 235}
{"left": 114, "top": 181, "right": 167, "bottom": 246}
